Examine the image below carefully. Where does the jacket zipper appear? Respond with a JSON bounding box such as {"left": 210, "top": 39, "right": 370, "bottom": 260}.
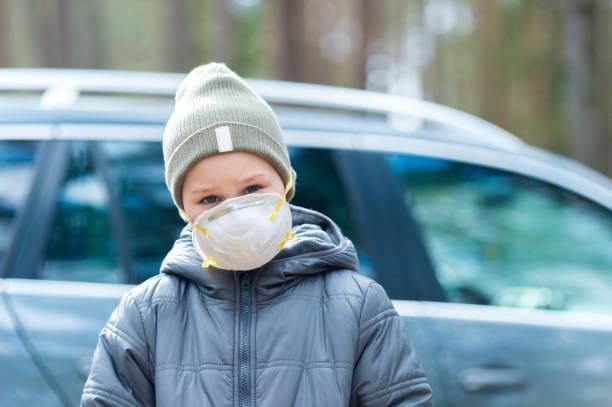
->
{"left": 238, "top": 271, "right": 254, "bottom": 407}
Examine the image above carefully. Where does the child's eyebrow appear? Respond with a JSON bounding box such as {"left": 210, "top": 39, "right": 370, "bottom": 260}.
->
{"left": 238, "top": 173, "right": 267, "bottom": 183}
{"left": 191, "top": 186, "right": 214, "bottom": 195}
{"left": 191, "top": 173, "right": 268, "bottom": 195}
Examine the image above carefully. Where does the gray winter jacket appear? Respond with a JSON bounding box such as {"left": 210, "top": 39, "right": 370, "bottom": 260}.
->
{"left": 81, "top": 204, "right": 434, "bottom": 406}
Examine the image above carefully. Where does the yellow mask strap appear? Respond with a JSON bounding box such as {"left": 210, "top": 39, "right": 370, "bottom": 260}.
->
{"left": 277, "top": 228, "right": 296, "bottom": 248}
{"left": 269, "top": 177, "right": 293, "bottom": 221}
{"left": 180, "top": 208, "right": 212, "bottom": 238}
{"left": 201, "top": 256, "right": 220, "bottom": 270}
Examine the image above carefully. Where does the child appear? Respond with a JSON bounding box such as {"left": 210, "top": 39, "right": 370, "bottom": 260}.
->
{"left": 81, "top": 62, "right": 434, "bottom": 406}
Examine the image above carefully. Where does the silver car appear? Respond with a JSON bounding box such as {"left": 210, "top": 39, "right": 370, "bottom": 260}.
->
{"left": 0, "top": 68, "right": 611, "bottom": 406}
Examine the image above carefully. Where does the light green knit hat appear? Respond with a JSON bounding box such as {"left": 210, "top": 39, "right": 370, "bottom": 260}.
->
{"left": 162, "top": 62, "right": 297, "bottom": 222}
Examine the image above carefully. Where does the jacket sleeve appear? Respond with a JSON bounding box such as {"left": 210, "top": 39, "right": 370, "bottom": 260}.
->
{"left": 350, "top": 281, "right": 434, "bottom": 407}
{"left": 80, "top": 290, "right": 155, "bottom": 407}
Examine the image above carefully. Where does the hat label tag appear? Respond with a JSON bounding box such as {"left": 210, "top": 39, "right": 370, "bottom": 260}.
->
{"left": 215, "top": 126, "right": 234, "bottom": 152}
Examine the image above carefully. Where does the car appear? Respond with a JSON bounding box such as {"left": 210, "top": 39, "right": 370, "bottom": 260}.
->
{"left": 0, "top": 68, "right": 611, "bottom": 406}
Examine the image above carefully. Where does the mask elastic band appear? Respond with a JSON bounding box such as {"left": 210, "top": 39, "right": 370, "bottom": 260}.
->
{"left": 277, "top": 228, "right": 296, "bottom": 248}
{"left": 201, "top": 256, "right": 220, "bottom": 269}
{"left": 179, "top": 207, "right": 212, "bottom": 238}
{"left": 193, "top": 223, "right": 211, "bottom": 238}
{"left": 269, "top": 177, "right": 293, "bottom": 221}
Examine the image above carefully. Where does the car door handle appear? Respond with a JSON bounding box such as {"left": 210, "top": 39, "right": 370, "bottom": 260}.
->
{"left": 459, "top": 366, "right": 528, "bottom": 392}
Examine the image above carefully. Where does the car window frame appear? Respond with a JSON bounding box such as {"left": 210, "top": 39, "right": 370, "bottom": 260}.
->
{"left": 1, "top": 138, "right": 71, "bottom": 279}
{"left": 332, "top": 148, "right": 446, "bottom": 301}
{"left": 88, "top": 140, "right": 137, "bottom": 283}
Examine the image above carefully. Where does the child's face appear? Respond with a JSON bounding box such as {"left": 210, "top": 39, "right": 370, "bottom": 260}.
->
{"left": 182, "top": 151, "right": 285, "bottom": 222}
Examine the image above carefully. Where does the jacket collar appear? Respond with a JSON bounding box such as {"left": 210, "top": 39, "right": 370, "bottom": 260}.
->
{"left": 159, "top": 203, "right": 360, "bottom": 302}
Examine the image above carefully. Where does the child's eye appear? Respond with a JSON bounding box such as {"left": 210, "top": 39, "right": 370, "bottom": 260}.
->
{"left": 200, "top": 195, "right": 218, "bottom": 205}
{"left": 245, "top": 185, "right": 261, "bottom": 194}
{"left": 199, "top": 185, "right": 261, "bottom": 205}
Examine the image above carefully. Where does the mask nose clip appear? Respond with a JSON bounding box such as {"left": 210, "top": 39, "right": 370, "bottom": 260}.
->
{"left": 209, "top": 197, "right": 267, "bottom": 221}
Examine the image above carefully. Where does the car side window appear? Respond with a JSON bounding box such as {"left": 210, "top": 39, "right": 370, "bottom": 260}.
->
{"left": 288, "top": 146, "right": 375, "bottom": 279}
{"left": 386, "top": 153, "right": 612, "bottom": 314}
{"left": 36, "top": 141, "right": 377, "bottom": 284}
{"left": 100, "top": 143, "right": 375, "bottom": 283}
{"left": 39, "top": 141, "right": 123, "bottom": 283}
{"left": 99, "top": 140, "right": 183, "bottom": 283}
{"left": 0, "top": 140, "right": 39, "bottom": 270}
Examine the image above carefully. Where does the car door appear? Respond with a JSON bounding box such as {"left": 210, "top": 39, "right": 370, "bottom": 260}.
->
{"left": 382, "top": 150, "right": 612, "bottom": 406}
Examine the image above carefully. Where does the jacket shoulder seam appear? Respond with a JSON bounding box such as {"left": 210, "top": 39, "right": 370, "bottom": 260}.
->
{"left": 359, "top": 308, "right": 398, "bottom": 335}
{"left": 103, "top": 321, "right": 149, "bottom": 365}
{"left": 82, "top": 385, "right": 143, "bottom": 407}
{"left": 360, "top": 376, "right": 429, "bottom": 404}
{"left": 357, "top": 281, "right": 375, "bottom": 329}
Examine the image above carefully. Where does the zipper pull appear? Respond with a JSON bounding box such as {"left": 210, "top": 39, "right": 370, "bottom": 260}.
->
{"left": 240, "top": 272, "right": 251, "bottom": 289}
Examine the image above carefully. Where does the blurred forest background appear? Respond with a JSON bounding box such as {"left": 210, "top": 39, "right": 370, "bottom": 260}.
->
{"left": 0, "top": 0, "right": 611, "bottom": 177}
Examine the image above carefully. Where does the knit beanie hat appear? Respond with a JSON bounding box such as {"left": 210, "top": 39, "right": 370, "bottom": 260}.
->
{"left": 162, "top": 62, "right": 297, "bottom": 222}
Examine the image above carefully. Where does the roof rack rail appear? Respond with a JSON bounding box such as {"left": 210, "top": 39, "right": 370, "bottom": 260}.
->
{"left": 0, "top": 68, "right": 524, "bottom": 150}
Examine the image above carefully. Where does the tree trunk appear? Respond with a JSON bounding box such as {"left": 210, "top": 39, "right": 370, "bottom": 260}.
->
{"left": 165, "top": 0, "right": 192, "bottom": 72}
{"left": 356, "top": 0, "right": 390, "bottom": 90}
{"left": 37, "top": 0, "right": 71, "bottom": 67}
{"left": 210, "top": 0, "right": 236, "bottom": 67}
{"left": 270, "top": 0, "right": 304, "bottom": 81}
{"left": 0, "top": 0, "right": 9, "bottom": 67}
{"left": 564, "top": 0, "right": 608, "bottom": 174}
{"left": 79, "top": 0, "right": 107, "bottom": 68}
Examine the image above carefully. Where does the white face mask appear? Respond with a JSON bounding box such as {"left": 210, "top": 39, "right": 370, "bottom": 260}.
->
{"left": 183, "top": 183, "right": 295, "bottom": 271}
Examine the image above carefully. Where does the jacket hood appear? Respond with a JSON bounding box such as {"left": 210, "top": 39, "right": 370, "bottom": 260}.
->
{"left": 159, "top": 203, "right": 360, "bottom": 302}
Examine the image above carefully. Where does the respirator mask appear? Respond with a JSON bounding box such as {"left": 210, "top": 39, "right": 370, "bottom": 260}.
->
{"left": 182, "top": 179, "right": 295, "bottom": 271}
